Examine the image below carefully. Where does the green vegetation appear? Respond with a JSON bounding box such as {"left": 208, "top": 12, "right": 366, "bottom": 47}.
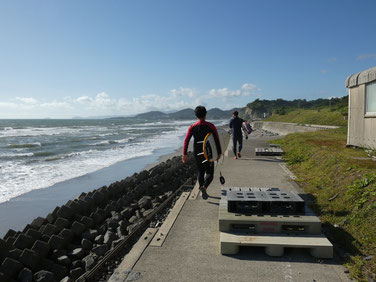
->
{"left": 264, "top": 108, "right": 348, "bottom": 126}
{"left": 273, "top": 128, "right": 376, "bottom": 281}
{"left": 246, "top": 96, "right": 348, "bottom": 123}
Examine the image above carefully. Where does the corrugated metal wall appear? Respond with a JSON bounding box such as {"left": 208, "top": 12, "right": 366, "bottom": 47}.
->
{"left": 347, "top": 84, "right": 376, "bottom": 149}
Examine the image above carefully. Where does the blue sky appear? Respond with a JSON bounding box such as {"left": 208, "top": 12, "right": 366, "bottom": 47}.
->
{"left": 0, "top": 0, "right": 375, "bottom": 118}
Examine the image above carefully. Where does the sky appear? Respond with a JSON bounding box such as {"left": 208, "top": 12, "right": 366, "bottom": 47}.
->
{"left": 0, "top": 0, "right": 376, "bottom": 119}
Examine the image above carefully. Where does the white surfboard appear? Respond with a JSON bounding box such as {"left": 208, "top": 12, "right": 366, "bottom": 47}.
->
{"left": 202, "top": 129, "right": 230, "bottom": 162}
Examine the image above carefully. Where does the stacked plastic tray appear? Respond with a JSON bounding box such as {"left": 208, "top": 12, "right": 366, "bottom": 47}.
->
{"left": 227, "top": 190, "right": 305, "bottom": 214}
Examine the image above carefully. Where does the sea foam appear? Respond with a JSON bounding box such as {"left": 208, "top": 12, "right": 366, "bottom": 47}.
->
{"left": 0, "top": 119, "right": 225, "bottom": 203}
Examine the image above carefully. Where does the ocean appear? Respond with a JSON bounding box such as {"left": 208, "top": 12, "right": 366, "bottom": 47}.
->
{"left": 0, "top": 118, "right": 227, "bottom": 204}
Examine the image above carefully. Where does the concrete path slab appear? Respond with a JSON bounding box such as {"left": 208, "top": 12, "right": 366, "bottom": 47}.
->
{"left": 150, "top": 191, "right": 190, "bottom": 247}
{"left": 125, "top": 132, "right": 350, "bottom": 282}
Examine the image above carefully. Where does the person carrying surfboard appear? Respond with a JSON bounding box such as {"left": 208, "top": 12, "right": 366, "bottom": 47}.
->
{"left": 229, "top": 110, "right": 245, "bottom": 159}
{"left": 242, "top": 121, "right": 253, "bottom": 139}
{"left": 182, "top": 106, "right": 222, "bottom": 200}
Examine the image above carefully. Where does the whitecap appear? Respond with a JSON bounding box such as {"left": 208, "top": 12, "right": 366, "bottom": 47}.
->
{"left": 0, "top": 152, "right": 34, "bottom": 159}
{"left": 8, "top": 142, "right": 42, "bottom": 148}
{"left": 0, "top": 120, "right": 198, "bottom": 204}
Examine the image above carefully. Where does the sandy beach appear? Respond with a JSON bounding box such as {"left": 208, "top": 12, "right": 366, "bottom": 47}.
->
{"left": 0, "top": 146, "right": 183, "bottom": 238}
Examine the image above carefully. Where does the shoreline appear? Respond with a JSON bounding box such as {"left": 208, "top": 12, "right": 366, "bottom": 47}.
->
{"left": 0, "top": 145, "right": 184, "bottom": 238}
{"left": 145, "top": 147, "right": 182, "bottom": 170}
{"left": 0, "top": 122, "right": 224, "bottom": 237}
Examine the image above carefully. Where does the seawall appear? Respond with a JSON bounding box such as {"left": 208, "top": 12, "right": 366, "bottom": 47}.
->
{"left": 0, "top": 154, "right": 196, "bottom": 281}
{"left": 252, "top": 121, "right": 339, "bottom": 136}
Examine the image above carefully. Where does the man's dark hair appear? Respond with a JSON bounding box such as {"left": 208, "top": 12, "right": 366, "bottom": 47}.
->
{"left": 232, "top": 111, "right": 239, "bottom": 117}
{"left": 195, "top": 106, "right": 207, "bottom": 119}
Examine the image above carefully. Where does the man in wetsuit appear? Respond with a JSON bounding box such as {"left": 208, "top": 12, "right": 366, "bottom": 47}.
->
{"left": 182, "top": 106, "right": 222, "bottom": 199}
{"left": 229, "top": 110, "right": 245, "bottom": 159}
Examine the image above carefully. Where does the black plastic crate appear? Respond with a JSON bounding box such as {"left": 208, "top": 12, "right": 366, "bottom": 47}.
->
{"left": 227, "top": 190, "right": 305, "bottom": 215}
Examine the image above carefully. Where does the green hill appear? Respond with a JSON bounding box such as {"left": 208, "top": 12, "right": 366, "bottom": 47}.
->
{"left": 245, "top": 96, "right": 348, "bottom": 126}
{"left": 265, "top": 108, "right": 348, "bottom": 126}
{"left": 134, "top": 111, "right": 169, "bottom": 119}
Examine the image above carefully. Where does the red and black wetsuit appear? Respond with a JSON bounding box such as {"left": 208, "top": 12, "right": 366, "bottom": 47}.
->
{"left": 183, "top": 120, "right": 222, "bottom": 188}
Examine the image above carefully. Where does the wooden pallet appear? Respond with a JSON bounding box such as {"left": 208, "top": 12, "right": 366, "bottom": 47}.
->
{"left": 220, "top": 232, "right": 333, "bottom": 258}
{"left": 255, "top": 147, "right": 284, "bottom": 156}
{"left": 269, "top": 144, "right": 281, "bottom": 148}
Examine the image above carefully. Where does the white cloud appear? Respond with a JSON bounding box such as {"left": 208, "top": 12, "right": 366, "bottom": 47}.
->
{"left": 0, "top": 97, "right": 73, "bottom": 118}
{"left": 208, "top": 88, "right": 240, "bottom": 98}
{"left": 76, "top": 92, "right": 115, "bottom": 109}
{"left": 208, "top": 83, "right": 260, "bottom": 98}
{"left": 96, "top": 92, "right": 108, "bottom": 99}
{"left": 0, "top": 102, "right": 19, "bottom": 109}
{"left": 169, "top": 87, "right": 196, "bottom": 98}
{"left": 321, "top": 69, "right": 328, "bottom": 74}
{"left": 74, "top": 91, "right": 197, "bottom": 115}
{"left": 76, "top": 96, "right": 92, "bottom": 104}
{"left": 328, "top": 57, "right": 337, "bottom": 63}
{"left": 39, "top": 101, "right": 73, "bottom": 109}
{"left": 356, "top": 54, "right": 376, "bottom": 61}
{"left": 15, "top": 97, "right": 39, "bottom": 105}
{"left": 124, "top": 94, "right": 194, "bottom": 113}
{"left": 0, "top": 82, "right": 261, "bottom": 118}
{"left": 241, "top": 83, "right": 259, "bottom": 94}
{"left": 93, "top": 92, "right": 114, "bottom": 107}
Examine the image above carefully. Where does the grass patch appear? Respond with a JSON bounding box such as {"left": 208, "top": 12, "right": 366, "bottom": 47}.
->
{"left": 265, "top": 108, "right": 347, "bottom": 127}
{"left": 273, "top": 127, "right": 376, "bottom": 281}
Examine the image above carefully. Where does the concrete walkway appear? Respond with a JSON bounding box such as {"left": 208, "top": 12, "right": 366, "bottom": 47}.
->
{"left": 121, "top": 132, "right": 350, "bottom": 282}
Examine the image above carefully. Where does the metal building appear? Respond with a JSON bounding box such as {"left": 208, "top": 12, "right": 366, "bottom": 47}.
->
{"left": 346, "top": 66, "right": 376, "bottom": 149}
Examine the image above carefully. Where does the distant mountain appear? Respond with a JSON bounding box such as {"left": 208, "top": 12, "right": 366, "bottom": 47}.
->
{"left": 207, "top": 108, "right": 234, "bottom": 119}
{"left": 134, "top": 111, "right": 169, "bottom": 119}
{"left": 168, "top": 108, "right": 194, "bottom": 119}
{"left": 127, "top": 107, "right": 245, "bottom": 120}
{"left": 104, "top": 106, "right": 247, "bottom": 121}
{"left": 208, "top": 107, "right": 247, "bottom": 119}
